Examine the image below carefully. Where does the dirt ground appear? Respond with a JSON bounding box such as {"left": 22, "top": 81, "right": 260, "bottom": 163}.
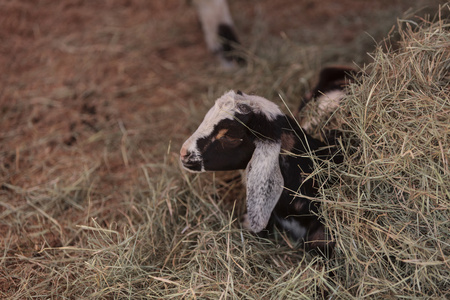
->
{"left": 0, "top": 0, "right": 445, "bottom": 297}
{"left": 1, "top": 0, "right": 439, "bottom": 188}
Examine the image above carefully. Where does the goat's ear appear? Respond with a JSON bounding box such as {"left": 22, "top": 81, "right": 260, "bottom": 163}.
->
{"left": 245, "top": 140, "right": 283, "bottom": 232}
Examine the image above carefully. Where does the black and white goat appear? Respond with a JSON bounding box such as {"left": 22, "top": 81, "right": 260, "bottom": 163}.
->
{"left": 180, "top": 90, "right": 340, "bottom": 255}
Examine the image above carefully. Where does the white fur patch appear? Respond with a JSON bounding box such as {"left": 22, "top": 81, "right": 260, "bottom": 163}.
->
{"left": 245, "top": 140, "right": 283, "bottom": 233}
{"left": 232, "top": 92, "right": 282, "bottom": 121}
{"left": 274, "top": 215, "right": 307, "bottom": 240}
{"left": 301, "top": 89, "right": 345, "bottom": 132}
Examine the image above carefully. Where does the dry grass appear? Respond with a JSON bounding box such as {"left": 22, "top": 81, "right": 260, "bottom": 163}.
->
{"left": 1, "top": 0, "right": 448, "bottom": 299}
{"left": 320, "top": 8, "right": 450, "bottom": 298}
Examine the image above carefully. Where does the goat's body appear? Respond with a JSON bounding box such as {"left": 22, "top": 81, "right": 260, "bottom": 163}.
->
{"left": 270, "top": 116, "right": 335, "bottom": 253}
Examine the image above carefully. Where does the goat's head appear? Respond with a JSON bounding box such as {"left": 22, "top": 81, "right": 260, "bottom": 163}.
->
{"left": 180, "top": 90, "right": 285, "bottom": 232}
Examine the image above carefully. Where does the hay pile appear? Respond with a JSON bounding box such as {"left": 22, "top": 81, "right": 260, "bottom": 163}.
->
{"left": 320, "top": 10, "right": 450, "bottom": 297}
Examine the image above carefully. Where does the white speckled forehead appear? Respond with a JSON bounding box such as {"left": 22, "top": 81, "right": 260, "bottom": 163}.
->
{"left": 231, "top": 92, "right": 282, "bottom": 121}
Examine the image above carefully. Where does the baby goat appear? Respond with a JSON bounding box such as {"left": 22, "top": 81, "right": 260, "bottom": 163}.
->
{"left": 180, "top": 90, "right": 339, "bottom": 256}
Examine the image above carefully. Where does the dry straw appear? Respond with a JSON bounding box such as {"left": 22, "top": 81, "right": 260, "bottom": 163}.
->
{"left": 319, "top": 7, "right": 450, "bottom": 298}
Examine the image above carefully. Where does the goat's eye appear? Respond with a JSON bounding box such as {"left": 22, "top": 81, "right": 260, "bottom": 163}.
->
{"left": 219, "top": 135, "right": 243, "bottom": 147}
{"left": 221, "top": 134, "right": 240, "bottom": 141}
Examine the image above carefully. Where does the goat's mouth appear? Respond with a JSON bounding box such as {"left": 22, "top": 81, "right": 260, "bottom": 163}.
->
{"left": 180, "top": 159, "right": 203, "bottom": 172}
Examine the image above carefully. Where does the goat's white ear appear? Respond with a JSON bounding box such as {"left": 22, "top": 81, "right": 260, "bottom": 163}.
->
{"left": 245, "top": 140, "right": 283, "bottom": 232}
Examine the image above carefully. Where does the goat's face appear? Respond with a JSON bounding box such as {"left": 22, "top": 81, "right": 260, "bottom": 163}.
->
{"left": 180, "top": 115, "right": 255, "bottom": 172}
{"left": 180, "top": 90, "right": 282, "bottom": 173}
{"left": 180, "top": 92, "right": 254, "bottom": 172}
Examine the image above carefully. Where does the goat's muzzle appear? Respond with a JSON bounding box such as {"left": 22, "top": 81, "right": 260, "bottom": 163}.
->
{"left": 180, "top": 147, "right": 203, "bottom": 172}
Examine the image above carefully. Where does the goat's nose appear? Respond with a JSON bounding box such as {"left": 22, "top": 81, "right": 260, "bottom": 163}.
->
{"left": 180, "top": 146, "right": 190, "bottom": 162}
{"left": 180, "top": 146, "right": 187, "bottom": 157}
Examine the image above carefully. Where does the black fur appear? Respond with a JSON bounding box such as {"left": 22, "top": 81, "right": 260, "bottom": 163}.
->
{"left": 313, "top": 66, "right": 356, "bottom": 97}
{"left": 274, "top": 116, "right": 338, "bottom": 256}
{"left": 217, "top": 23, "right": 245, "bottom": 64}
{"left": 196, "top": 117, "right": 255, "bottom": 171}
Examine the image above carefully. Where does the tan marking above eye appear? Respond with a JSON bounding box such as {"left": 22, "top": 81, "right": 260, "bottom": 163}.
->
{"left": 215, "top": 129, "right": 229, "bottom": 140}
